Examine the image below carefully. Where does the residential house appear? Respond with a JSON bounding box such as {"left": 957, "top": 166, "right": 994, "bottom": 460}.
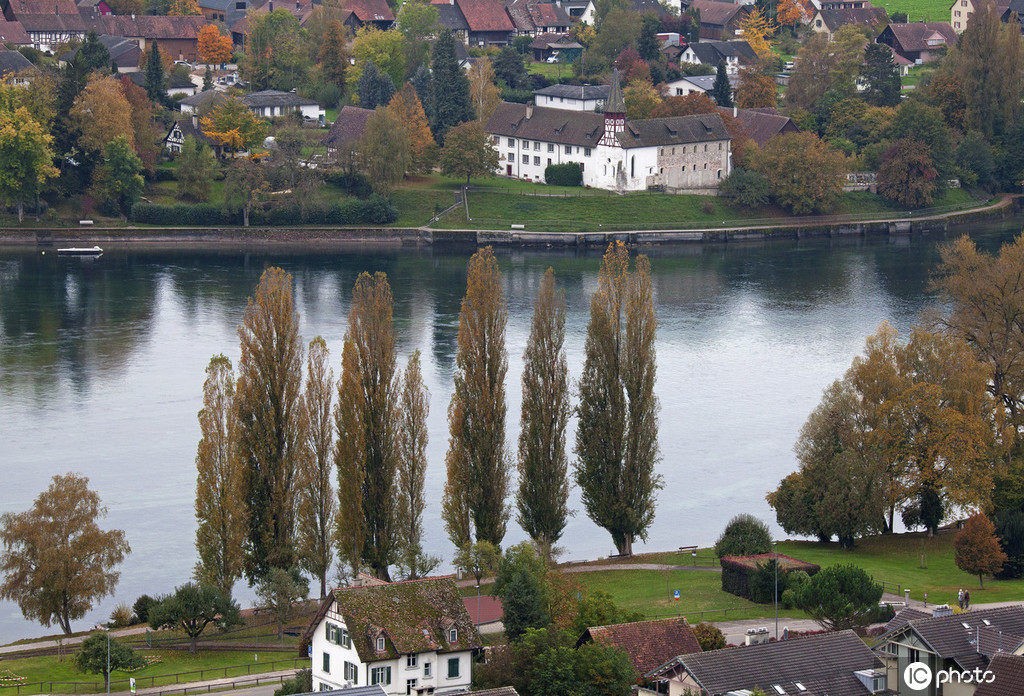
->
{"left": 306, "top": 576, "right": 482, "bottom": 696}
{"left": 873, "top": 605, "right": 1024, "bottom": 696}
{"left": 533, "top": 82, "right": 609, "bottom": 110}
{"left": 4, "top": 0, "right": 89, "bottom": 52}
{"left": 462, "top": 595, "right": 503, "bottom": 628}
{"left": 950, "top": 0, "right": 1011, "bottom": 33}
{"left": 630, "top": 0, "right": 671, "bottom": 19}
{"left": 719, "top": 106, "right": 800, "bottom": 146}
{"left": 165, "top": 115, "right": 221, "bottom": 155}
{"left": 0, "top": 19, "right": 31, "bottom": 46}
{"left": 435, "top": 2, "right": 470, "bottom": 42}
{"left": 974, "top": 653, "right": 1024, "bottom": 696}
{"left": 178, "top": 89, "right": 229, "bottom": 115}
{"left": 322, "top": 104, "right": 374, "bottom": 159}
{"left": 819, "top": 0, "right": 871, "bottom": 7}
{"left": 127, "top": 70, "right": 199, "bottom": 96}
{"left": 199, "top": 0, "right": 257, "bottom": 28}
{"left": 60, "top": 34, "right": 141, "bottom": 71}
{"left": 811, "top": 4, "right": 889, "bottom": 38}
{"left": 454, "top": 0, "right": 514, "bottom": 45}
{"left": 679, "top": 40, "right": 756, "bottom": 75}
{"left": 0, "top": 47, "right": 38, "bottom": 84}
{"left": 528, "top": 33, "right": 582, "bottom": 62}
{"left": 505, "top": 0, "right": 571, "bottom": 36}
{"left": 576, "top": 618, "right": 702, "bottom": 676}
{"left": 649, "top": 629, "right": 888, "bottom": 696}
{"left": 242, "top": 89, "right": 324, "bottom": 120}
{"left": 76, "top": 0, "right": 111, "bottom": 16}
{"left": 687, "top": 0, "right": 750, "bottom": 40}
{"left": 876, "top": 22, "right": 957, "bottom": 63}
{"left": 95, "top": 15, "right": 208, "bottom": 62}
{"left": 341, "top": 0, "right": 395, "bottom": 29}
{"left": 485, "top": 69, "right": 731, "bottom": 192}
{"left": 557, "top": 0, "right": 595, "bottom": 24}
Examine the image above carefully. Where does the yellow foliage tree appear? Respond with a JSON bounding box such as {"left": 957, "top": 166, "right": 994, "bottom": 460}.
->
{"left": 776, "top": 0, "right": 806, "bottom": 28}
{"left": 198, "top": 24, "right": 234, "bottom": 66}
{"left": 169, "top": 0, "right": 201, "bottom": 15}
{"left": 468, "top": 57, "right": 501, "bottom": 124}
{"left": 624, "top": 78, "right": 661, "bottom": 120}
{"left": 70, "top": 75, "right": 134, "bottom": 154}
{"left": 201, "top": 97, "right": 268, "bottom": 153}
{"left": 386, "top": 84, "right": 438, "bottom": 175}
{"left": 738, "top": 6, "right": 775, "bottom": 60}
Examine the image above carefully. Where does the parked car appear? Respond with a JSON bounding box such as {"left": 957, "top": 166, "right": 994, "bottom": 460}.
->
{"left": 784, "top": 60, "right": 795, "bottom": 71}
{"left": 545, "top": 53, "right": 560, "bottom": 63}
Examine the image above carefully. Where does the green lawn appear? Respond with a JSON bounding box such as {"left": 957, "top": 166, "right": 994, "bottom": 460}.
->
{"left": 876, "top": 0, "right": 951, "bottom": 22}
{"left": 527, "top": 61, "right": 573, "bottom": 81}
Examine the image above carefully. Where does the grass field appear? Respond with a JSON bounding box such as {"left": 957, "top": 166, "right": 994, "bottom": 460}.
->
{"left": 875, "top": 0, "right": 952, "bottom": 22}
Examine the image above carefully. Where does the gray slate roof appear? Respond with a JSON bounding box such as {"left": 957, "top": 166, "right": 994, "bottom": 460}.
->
{"left": 127, "top": 71, "right": 194, "bottom": 91}
{"left": 62, "top": 33, "right": 139, "bottom": 65}
{"left": 0, "top": 48, "right": 37, "bottom": 74}
{"left": 322, "top": 105, "right": 374, "bottom": 149}
{"left": 533, "top": 83, "right": 609, "bottom": 100}
{"left": 882, "top": 607, "right": 929, "bottom": 634}
{"left": 179, "top": 89, "right": 228, "bottom": 110}
{"left": 661, "top": 629, "right": 882, "bottom": 696}
{"left": 685, "top": 40, "right": 756, "bottom": 64}
{"left": 975, "top": 653, "right": 1024, "bottom": 696}
{"left": 436, "top": 3, "right": 470, "bottom": 30}
{"left": 242, "top": 89, "right": 320, "bottom": 107}
{"left": 486, "top": 102, "right": 604, "bottom": 147}
{"left": 876, "top": 606, "right": 1024, "bottom": 661}
{"left": 615, "top": 112, "right": 729, "bottom": 148}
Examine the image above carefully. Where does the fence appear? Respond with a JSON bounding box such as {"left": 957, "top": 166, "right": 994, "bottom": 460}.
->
{"left": 140, "top": 673, "right": 293, "bottom": 696}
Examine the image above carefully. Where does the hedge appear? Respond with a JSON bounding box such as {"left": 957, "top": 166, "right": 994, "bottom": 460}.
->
{"left": 131, "top": 197, "right": 396, "bottom": 227}
{"left": 544, "top": 162, "right": 583, "bottom": 186}
{"left": 720, "top": 553, "right": 820, "bottom": 603}
{"left": 131, "top": 203, "right": 228, "bottom": 225}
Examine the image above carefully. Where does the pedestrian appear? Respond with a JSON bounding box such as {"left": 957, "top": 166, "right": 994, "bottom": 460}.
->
{"left": 958, "top": 588, "right": 964, "bottom": 610}
{"left": 965, "top": 590, "right": 970, "bottom": 610}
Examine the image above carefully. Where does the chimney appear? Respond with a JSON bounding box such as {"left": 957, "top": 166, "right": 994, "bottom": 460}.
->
{"left": 296, "top": 0, "right": 299, "bottom": 9}
{"left": 733, "top": 105, "right": 737, "bottom": 117}
{"left": 269, "top": 0, "right": 273, "bottom": 10}
{"left": 526, "top": 102, "right": 533, "bottom": 119}
{"left": 192, "top": 113, "right": 198, "bottom": 128}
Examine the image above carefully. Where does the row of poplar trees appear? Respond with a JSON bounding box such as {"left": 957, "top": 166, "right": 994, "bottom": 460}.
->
{"left": 193, "top": 241, "right": 662, "bottom": 595}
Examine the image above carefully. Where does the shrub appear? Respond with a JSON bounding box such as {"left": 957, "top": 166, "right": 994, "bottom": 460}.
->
{"left": 748, "top": 559, "right": 785, "bottom": 604}
{"left": 133, "top": 595, "right": 156, "bottom": 625}
{"left": 323, "top": 171, "right": 373, "bottom": 199}
{"left": 274, "top": 669, "right": 311, "bottom": 696}
{"left": 701, "top": 199, "right": 715, "bottom": 215}
{"left": 109, "top": 603, "right": 134, "bottom": 628}
{"left": 719, "top": 168, "right": 770, "bottom": 208}
{"left": 714, "top": 513, "right": 772, "bottom": 558}
{"left": 544, "top": 163, "right": 583, "bottom": 187}
{"left": 150, "top": 168, "right": 176, "bottom": 182}
{"left": 316, "top": 82, "right": 344, "bottom": 109}
{"left": 794, "top": 563, "right": 882, "bottom": 630}
{"left": 691, "top": 622, "right": 726, "bottom": 651}
{"left": 131, "top": 202, "right": 229, "bottom": 226}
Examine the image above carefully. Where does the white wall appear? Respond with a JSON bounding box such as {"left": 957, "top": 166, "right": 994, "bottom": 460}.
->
{"left": 536, "top": 94, "right": 603, "bottom": 111}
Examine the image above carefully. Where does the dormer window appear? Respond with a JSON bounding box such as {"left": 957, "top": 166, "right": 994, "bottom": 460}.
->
{"left": 377, "top": 636, "right": 386, "bottom": 651}
{"left": 449, "top": 628, "right": 458, "bottom": 643}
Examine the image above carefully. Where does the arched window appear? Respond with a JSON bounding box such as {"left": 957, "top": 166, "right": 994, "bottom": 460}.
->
{"left": 630, "top": 156, "right": 635, "bottom": 177}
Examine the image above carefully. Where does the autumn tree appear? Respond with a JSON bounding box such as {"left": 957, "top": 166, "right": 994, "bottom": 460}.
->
{"left": 386, "top": 84, "right": 437, "bottom": 175}
{"left": 786, "top": 28, "right": 867, "bottom": 109}
{"left": 749, "top": 131, "right": 845, "bottom": 215}
{"left": 295, "top": 338, "right": 335, "bottom": 598}
{"left": 193, "top": 355, "right": 247, "bottom": 597}
{"left": 0, "top": 106, "right": 57, "bottom": 222}
{"left": 349, "top": 27, "right": 406, "bottom": 96}
{"left": 318, "top": 20, "right": 349, "bottom": 88}
{"left": 148, "top": 583, "right": 243, "bottom": 653}
{"left": 70, "top": 75, "right": 133, "bottom": 154}
{"left": 223, "top": 157, "right": 266, "bottom": 227}
{"left": 876, "top": 138, "right": 938, "bottom": 209}
{"left": 395, "top": 0, "right": 439, "bottom": 75}
{"left": 235, "top": 267, "right": 305, "bottom": 582}
{"left": 454, "top": 540, "right": 501, "bottom": 586}
{"left": 334, "top": 272, "right": 400, "bottom": 580}
{"left": 624, "top": 78, "right": 661, "bottom": 119}
{"left": 169, "top": 0, "right": 201, "bottom": 15}
{"left": 439, "top": 120, "right": 499, "bottom": 186}
{"left": 243, "top": 10, "right": 307, "bottom": 91}
{"left": 887, "top": 100, "right": 953, "bottom": 179}
{"left": 118, "top": 76, "right": 160, "bottom": 174}
{"left": 956, "top": 0, "right": 1023, "bottom": 138}
{"left": 955, "top": 513, "right": 1007, "bottom": 588}
{"left": 91, "top": 135, "right": 144, "bottom": 219}
{"left": 469, "top": 57, "right": 502, "bottom": 123}
{"left": 201, "top": 97, "right": 268, "bottom": 153}
{"left": 75, "top": 634, "right": 143, "bottom": 691}
{"left": 198, "top": 24, "right": 233, "bottom": 66}
{"left": 255, "top": 567, "right": 308, "bottom": 638}
{"left": 359, "top": 107, "right": 410, "bottom": 196}
{"left": 517, "top": 268, "right": 571, "bottom": 560}
{"left": 443, "top": 247, "right": 512, "bottom": 549}
{"left": 776, "top": 0, "right": 805, "bottom": 28}
{"left": 396, "top": 351, "right": 436, "bottom": 579}
{"left": 575, "top": 242, "right": 662, "bottom": 557}
{"left": 176, "top": 136, "right": 218, "bottom": 202}
{"left": 738, "top": 6, "right": 775, "bottom": 59}
{"left": 735, "top": 60, "right": 777, "bottom": 109}
{"left": 0, "top": 474, "right": 130, "bottom": 635}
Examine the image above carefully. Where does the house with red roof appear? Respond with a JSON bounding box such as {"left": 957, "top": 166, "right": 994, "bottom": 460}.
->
{"left": 342, "top": 0, "right": 395, "bottom": 29}
{"left": 876, "top": 21, "right": 957, "bottom": 64}
{"left": 445, "top": 0, "right": 513, "bottom": 46}
{"left": 96, "top": 15, "right": 207, "bottom": 62}
{"left": 687, "top": 0, "right": 750, "bottom": 40}
{"left": 3, "top": 0, "right": 89, "bottom": 52}
{"left": 576, "top": 618, "right": 702, "bottom": 676}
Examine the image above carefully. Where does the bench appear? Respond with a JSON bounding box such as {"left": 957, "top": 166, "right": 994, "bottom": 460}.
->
{"left": 79, "top": 220, "right": 94, "bottom": 226}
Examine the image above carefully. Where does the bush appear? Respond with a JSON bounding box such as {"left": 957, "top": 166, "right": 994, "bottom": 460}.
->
{"left": 544, "top": 163, "right": 583, "bottom": 187}
{"left": 691, "top": 622, "right": 726, "bottom": 651}
{"left": 794, "top": 563, "right": 883, "bottom": 630}
{"left": 131, "top": 202, "right": 229, "bottom": 225}
{"left": 316, "top": 82, "right": 344, "bottom": 109}
{"left": 151, "top": 168, "right": 176, "bottom": 182}
{"left": 274, "top": 669, "right": 311, "bottom": 696}
{"left": 133, "top": 595, "right": 156, "bottom": 625}
{"left": 719, "top": 168, "right": 770, "bottom": 208}
{"left": 748, "top": 559, "right": 785, "bottom": 604}
{"left": 323, "top": 170, "right": 373, "bottom": 199}
{"left": 109, "top": 603, "right": 134, "bottom": 628}
{"left": 714, "top": 513, "right": 772, "bottom": 558}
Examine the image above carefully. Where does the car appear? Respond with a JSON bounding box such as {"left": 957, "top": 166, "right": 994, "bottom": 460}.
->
{"left": 545, "top": 54, "right": 560, "bottom": 63}
{"left": 174, "top": 60, "right": 193, "bottom": 70}
{"left": 784, "top": 60, "right": 795, "bottom": 71}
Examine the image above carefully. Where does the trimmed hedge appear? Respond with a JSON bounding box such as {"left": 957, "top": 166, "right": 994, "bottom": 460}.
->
{"left": 131, "top": 203, "right": 228, "bottom": 225}
{"left": 131, "top": 197, "right": 397, "bottom": 227}
{"left": 544, "top": 162, "right": 583, "bottom": 186}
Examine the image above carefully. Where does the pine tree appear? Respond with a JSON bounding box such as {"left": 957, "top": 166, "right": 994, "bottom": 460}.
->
{"left": 144, "top": 41, "right": 166, "bottom": 105}
{"left": 357, "top": 61, "right": 396, "bottom": 110}
{"left": 575, "top": 242, "right": 662, "bottom": 557}
{"left": 711, "top": 61, "right": 733, "bottom": 107}
{"left": 335, "top": 272, "right": 400, "bottom": 580}
{"left": 295, "top": 337, "right": 335, "bottom": 598}
{"left": 235, "top": 267, "right": 305, "bottom": 582}
{"left": 396, "top": 351, "right": 436, "bottom": 579}
{"left": 429, "top": 28, "right": 472, "bottom": 142}
{"left": 861, "top": 43, "right": 901, "bottom": 107}
{"left": 193, "top": 355, "right": 247, "bottom": 598}
{"left": 443, "top": 247, "right": 511, "bottom": 549}
{"left": 412, "top": 64, "right": 433, "bottom": 124}
{"left": 203, "top": 66, "right": 213, "bottom": 91}
{"left": 517, "top": 268, "right": 570, "bottom": 560}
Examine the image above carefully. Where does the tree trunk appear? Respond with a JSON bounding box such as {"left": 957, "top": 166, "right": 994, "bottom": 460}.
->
{"left": 886, "top": 506, "right": 895, "bottom": 534}
{"left": 17, "top": 199, "right": 23, "bottom": 223}
{"left": 617, "top": 534, "right": 633, "bottom": 557}
{"left": 979, "top": 574, "right": 984, "bottom": 590}
{"left": 243, "top": 205, "right": 249, "bottom": 227}
{"left": 190, "top": 635, "right": 198, "bottom": 654}
{"left": 319, "top": 575, "right": 327, "bottom": 600}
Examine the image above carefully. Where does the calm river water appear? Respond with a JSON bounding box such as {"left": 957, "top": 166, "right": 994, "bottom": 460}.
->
{"left": 1, "top": 224, "right": 1022, "bottom": 643}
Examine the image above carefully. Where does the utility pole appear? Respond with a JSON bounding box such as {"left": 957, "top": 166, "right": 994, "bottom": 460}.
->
{"left": 774, "top": 541, "right": 779, "bottom": 641}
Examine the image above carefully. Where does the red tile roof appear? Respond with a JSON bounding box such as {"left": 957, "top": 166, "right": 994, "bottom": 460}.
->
{"left": 343, "top": 0, "right": 394, "bottom": 23}
{"left": 0, "top": 19, "right": 31, "bottom": 44}
{"left": 578, "top": 618, "right": 702, "bottom": 675}
{"left": 975, "top": 653, "right": 1024, "bottom": 696}
{"left": 690, "top": 0, "right": 746, "bottom": 27}
{"left": 7, "top": 0, "right": 80, "bottom": 14}
{"left": 457, "top": 0, "right": 512, "bottom": 31}
{"left": 98, "top": 14, "right": 206, "bottom": 40}
{"left": 462, "top": 595, "right": 504, "bottom": 625}
{"left": 882, "top": 21, "right": 958, "bottom": 53}
{"left": 529, "top": 2, "right": 569, "bottom": 26}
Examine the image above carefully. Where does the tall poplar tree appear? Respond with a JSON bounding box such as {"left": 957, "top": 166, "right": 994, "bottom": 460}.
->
{"left": 296, "top": 337, "right": 336, "bottom": 598}
{"left": 334, "top": 338, "right": 365, "bottom": 577}
{"left": 575, "top": 241, "right": 662, "bottom": 557}
{"left": 235, "top": 267, "right": 304, "bottom": 582}
{"left": 396, "top": 351, "right": 436, "bottom": 579}
{"left": 194, "top": 355, "right": 247, "bottom": 597}
{"left": 443, "top": 247, "right": 511, "bottom": 549}
{"left": 517, "top": 268, "right": 571, "bottom": 559}
{"left": 335, "top": 272, "right": 399, "bottom": 580}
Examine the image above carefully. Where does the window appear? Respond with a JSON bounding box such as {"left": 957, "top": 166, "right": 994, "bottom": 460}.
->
{"left": 371, "top": 666, "right": 392, "bottom": 685}
{"left": 547, "top": 158, "right": 552, "bottom": 166}
{"left": 507, "top": 138, "right": 515, "bottom": 147}
{"left": 406, "top": 679, "right": 418, "bottom": 695}
{"left": 407, "top": 654, "right": 418, "bottom": 668}
{"left": 376, "top": 636, "right": 386, "bottom": 651}
{"left": 534, "top": 156, "right": 540, "bottom": 166}
{"left": 534, "top": 141, "right": 540, "bottom": 150}
{"left": 522, "top": 140, "right": 529, "bottom": 149}
{"left": 449, "top": 628, "right": 458, "bottom": 642}
{"left": 547, "top": 143, "right": 554, "bottom": 153}
{"left": 815, "top": 18, "right": 821, "bottom": 26}
{"left": 344, "top": 662, "right": 358, "bottom": 683}
{"left": 584, "top": 147, "right": 591, "bottom": 156}
{"left": 322, "top": 653, "right": 330, "bottom": 673}
{"left": 341, "top": 628, "right": 350, "bottom": 648}
{"left": 717, "top": 169, "right": 722, "bottom": 179}
{"left": 718, "top": 142, "right": 723, "bottom": 150}
{"left": 704, "top": 144, "right": 708, "bottom": 152}
{"left": 424, "top": 662, "right": 432, "bottom": 677}
{"left": 508, "top": 152, "right": 515, "bottom": 162}
{"left": 447, "top": 657, "right": 460, "bottom": 679}
{"left": 704, "top": 163, "right": 708, "bottom": 169}
{"left": 565, "top": 145, "right": 572, "bottom": 154}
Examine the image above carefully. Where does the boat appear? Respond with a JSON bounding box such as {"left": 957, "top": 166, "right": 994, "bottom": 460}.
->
{"left": 57, "top": 246, "right": 103, "bottom": 257}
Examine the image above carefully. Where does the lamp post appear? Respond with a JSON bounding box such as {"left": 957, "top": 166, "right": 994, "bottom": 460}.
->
{"left": 774, "top": 541, "right": 779, "bottom": 641}
{"left": 475, "top": 583, "right": 481, "bottom": 627}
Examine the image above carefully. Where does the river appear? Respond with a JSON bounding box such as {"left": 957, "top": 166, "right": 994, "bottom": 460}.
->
{"left": 1, "top": 224, "right": 1021, "bottom": 643}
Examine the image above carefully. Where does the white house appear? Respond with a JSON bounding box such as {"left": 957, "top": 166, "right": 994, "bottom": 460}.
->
{"left": 679, "top": 40, "right": 756, "bottom": 76}
{"left": 241, "top": 90, "right": 325, "bottom": 121}
{"left": 533, "top": 83, "right": 609, "bottom": 111}
{"left": 485, "top": 69, "right": 731, "bottom": 193}
{"left": 307, "top": 577, "right": 480, "bottom": 696}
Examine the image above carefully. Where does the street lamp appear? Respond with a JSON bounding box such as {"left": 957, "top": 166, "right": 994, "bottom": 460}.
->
{"left": 475, "top": 583, "right": 481, "bottom": 627}
{"left": 774, "top": 541, "right": 779, "bottom": 641}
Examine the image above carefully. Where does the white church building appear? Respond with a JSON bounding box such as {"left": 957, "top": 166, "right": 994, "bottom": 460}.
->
{"left": 485, "top": 69, "right": 732, "bottom": 193}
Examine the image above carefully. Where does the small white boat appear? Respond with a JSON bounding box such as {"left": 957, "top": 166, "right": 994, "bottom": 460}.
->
{"left": 57, "top": 246, "right": 103, "bottom": 257}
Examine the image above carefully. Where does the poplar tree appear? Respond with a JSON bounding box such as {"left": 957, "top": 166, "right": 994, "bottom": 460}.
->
{"left": 235, "top": 267, "right": 304, "bottom": 582}
{"left": 517, "top": 268, "right": 571, "bottom": 559}
{"left": 296, "top": 337, "right": 336, "bottom": 598}
{"left": 194, "top": 355, "right": 247, "bottom": 597}
{"left": 396, "top": 351, "right": 436, "bottom": 579}
{"left": 575, "top": 242, "right": 662, "bottom": 557}
{"left": 335, "top": 272, "right": 399, "bottom": 580}
{"left": 334, "top": 338, "right": 366, "bottom": 577}
{"left": 443, "top": 247, "right": 511, "bottom": 549}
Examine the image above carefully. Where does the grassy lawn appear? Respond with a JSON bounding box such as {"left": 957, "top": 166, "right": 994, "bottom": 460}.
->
{"left": 835, "top": 187, "right": 979, "bottom": 215}
{"left": 527, "top": 61, "right": 573, "bottom": 81}
{"left": 902, "top": 64, "right": 939, "bottom": 89}
{"left": 876, "top": 0, "right": 951, "bottom": 22}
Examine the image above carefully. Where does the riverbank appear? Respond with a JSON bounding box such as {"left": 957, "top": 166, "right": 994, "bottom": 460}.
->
{"left": 1, "top": 194, "right": 1018, "bottom": 248}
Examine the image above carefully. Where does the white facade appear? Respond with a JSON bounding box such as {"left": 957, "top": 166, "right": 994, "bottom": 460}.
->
{"left": 680, "top": 46, "right": 744, "bottom": 75}
{"left": 247, "top": 103, "right": 323, "bottom": 120}
{"left": 495, "top": 135, "right": 596, "bottom": 182}
{"left": 665, "top": 76, "right": 711, "bottom": 97}
{"left": 310, "top": 599, "right": 475, "bottom": 696}
{"left": 535, "top": 93, "right": 604, "bottom": 111}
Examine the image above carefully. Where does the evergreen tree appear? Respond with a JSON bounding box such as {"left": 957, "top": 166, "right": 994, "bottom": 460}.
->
{"left": 636, "top": 14, "right": 661, "bottom": 62}
{"left": 430, "top": 28, "right": 472, "bottom": 142}
{"left": 575, "top": 242, "right": 662, "bottom": 557}
{"left": 334, "top": 272, "right": 400, "bottom": 580}
{"left": 235, "top": 267, "right": 305, "bottom": 582}
{"left": 711, "top": 61, "right": 732, "bottom": 107}
{"left": 861, "top": 43, "right": 901, "bottom": 107}
{"left": 79, "top": 31, "right": 111, "bottom": 72}
{"left": 517, "top": 268, "right": 571, "bottom": 559}
{"left": 357, "top": 61, "right": 395, "bottom": 110}
{"left": 442, "top": 247, "right": 511, "bottom": 548}
{"left": 493, "top": 46, "right": 528, "bottom": 89}
{"left": 203, "top": 65, "right": 213, "bottom": 91}
{"left": 411, "top": 63, "right": 433, "bottom": 124}
{"left": 144, "top": 41, "right": 166, "bottom": 105}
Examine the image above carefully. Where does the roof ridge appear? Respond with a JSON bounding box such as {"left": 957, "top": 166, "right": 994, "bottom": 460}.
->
{"left": 592, "top": 617, "right": 691, "bottom": 630}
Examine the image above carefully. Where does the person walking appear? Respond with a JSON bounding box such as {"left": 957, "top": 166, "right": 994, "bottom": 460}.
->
{"left": 958, "top": 588, "right": 964, "bottom": 610}
{"left": 965, "top": 590, "right": 970, "bottom": 610}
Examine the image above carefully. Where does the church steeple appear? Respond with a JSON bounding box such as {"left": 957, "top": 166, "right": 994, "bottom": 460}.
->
{"left": 599, "top": 67, "right": 625, "bottom": 147}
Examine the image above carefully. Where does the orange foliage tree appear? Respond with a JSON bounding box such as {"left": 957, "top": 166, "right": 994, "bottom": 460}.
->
{"left": 198, "top": 24, "right": 234, "bottom": 66}
{"left": 955, "top": 513, "right": 1007, "bottom": 588}
{"left": 386, "top": 84, "right": 438, "bottom": 174}
{"left": 169, "top": 0, "right": 201, "bottom": 15}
